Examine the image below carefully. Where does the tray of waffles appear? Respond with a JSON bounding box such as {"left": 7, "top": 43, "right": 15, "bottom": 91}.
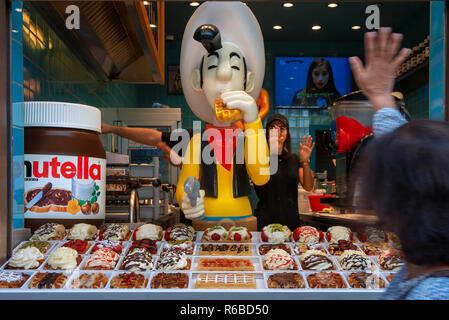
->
{"left": 192, "top": 257, "right": 262, "bottom": 272}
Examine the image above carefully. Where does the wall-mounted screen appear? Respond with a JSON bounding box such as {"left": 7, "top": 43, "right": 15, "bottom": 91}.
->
{"left": 275, "top": 57, "right": 352, "bottom": 108}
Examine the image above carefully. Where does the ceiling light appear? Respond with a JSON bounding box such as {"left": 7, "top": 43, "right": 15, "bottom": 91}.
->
{"left": 352, "top": 25, "right": 361, "bottom": 30}
{"left": 189, "top": 2, "right": 200, "bottom": 7}
{"left": 150, "top": 24, "right": 157, "bottom": 28}
{"left": 328, "top": 3, "right": 339, "bottom": 8}
{"left": 15, "top": 8, "right": 22, "bottom": 12}
{"left": 143, "top": 1, "right": 150, "bottom": 5}
{"left": 273, "top": 25, "right": 283, "bottom": 30}
{"left": 312, "top": 25, "right": 322, "bottom": 31}
{"left": 283, "top": 3, "right": 294, "bottom": 8}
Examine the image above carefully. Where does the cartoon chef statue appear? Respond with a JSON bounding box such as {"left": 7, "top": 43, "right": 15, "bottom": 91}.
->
{"left": 175, "top": 1, "right": 270, "bottom": 230}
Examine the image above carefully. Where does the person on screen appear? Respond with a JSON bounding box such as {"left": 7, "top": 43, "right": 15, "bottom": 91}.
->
{"left": 291, "top": 58, "right": 341, "bottom": 107}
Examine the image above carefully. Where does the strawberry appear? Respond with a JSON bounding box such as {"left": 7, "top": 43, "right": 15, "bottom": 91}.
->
{"left": 318, "top": 230, "right": 324, "bottom": 242}
{"left": 326, "top": 231, "right": 331, "bottom": 242}
{"left": 293, "top": 227, "right": 301, "bottom": 242}
{"left": 164, "top": 228, "right": 172, "bottom": 241}
{"left": 211, "top": 233, "right": 220, "bottom": 241}
{"left": 247, "top": 230, "right": 252, "bottom": 239}
{"left": 98, "top": 229, "right": 104, "bottom": 240}
{"left": 233, "top": 233, "right": 242, "bottom": 241}
{"left": 261, "top": 230, "right": 268, "bottom": 242}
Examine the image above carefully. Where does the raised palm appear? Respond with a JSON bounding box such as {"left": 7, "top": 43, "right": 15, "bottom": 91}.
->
{"left": 298, "top": 135, "right": 315, "bottom": 162}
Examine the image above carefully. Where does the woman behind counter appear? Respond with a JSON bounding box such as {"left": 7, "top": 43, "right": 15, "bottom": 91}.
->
{"left": 291, "top": 58, "right": 341, "bottom": 108}
{"left": 254, "top": 114, "right": 315, "bottom": 231}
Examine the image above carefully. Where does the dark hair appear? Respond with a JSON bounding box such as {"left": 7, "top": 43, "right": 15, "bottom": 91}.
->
{"left": 305, "top": 58, "right": 339, "bottom": 94}
{"left": 357, "top": 120, "right": 449, "bottom": 266}
{"left": 266, "top": 115, "right": 292, "bottom": 157}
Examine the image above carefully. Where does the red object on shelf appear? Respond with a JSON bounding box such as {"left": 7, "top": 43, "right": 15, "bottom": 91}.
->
{"left": 335, "top": 116, "right": 372, "bottom": 153}
{"left": 308, "top": 195, "right": 336, "bottom": 212}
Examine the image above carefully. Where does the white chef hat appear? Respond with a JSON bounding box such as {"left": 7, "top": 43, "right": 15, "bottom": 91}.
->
{"left": 180, "top": 1, "right": 265, "bottom": 124}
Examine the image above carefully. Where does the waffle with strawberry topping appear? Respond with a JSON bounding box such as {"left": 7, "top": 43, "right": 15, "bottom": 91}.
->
{"left": 263, "top": 249, "right": 297, "bottom": 270}
{"left": 293, "top": 226, "right": 323, "bottom": 245}
{"left": 84, "top": 247, "right": 119, "bottom": 270}
{"left": 228, "top": 226, "right": 252, "bottom": 242}
{"left": 261, "top": 224, "right": 291, "bottom": 243}
{"left": 61, "top": 240, "right": 91, "bottom": 254}
{"left": 326, "top": 226, "right": 353, "bottom": 244}
{"left": 91, "top": 241, "right": 123, "bottom": 255}
{"left": 357, "top": 226, "right": 388, "bottom": 244}
{"left": 197, "top": 258, "right": 255, "bottom": 271}
{"left": 201, "top": 225, "right": 229, "bottom": 242}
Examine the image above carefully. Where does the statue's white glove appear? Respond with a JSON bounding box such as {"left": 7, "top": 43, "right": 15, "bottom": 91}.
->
{"left": 181, "top": 189, "right": 205, "bottom": 220}
{"left": 221, "top": 91, "right": 258, "bottom": 124}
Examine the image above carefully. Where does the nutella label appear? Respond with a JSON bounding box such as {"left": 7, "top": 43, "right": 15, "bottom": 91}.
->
{"left": 24, "top": 154, "right": 106, "bottom": 220}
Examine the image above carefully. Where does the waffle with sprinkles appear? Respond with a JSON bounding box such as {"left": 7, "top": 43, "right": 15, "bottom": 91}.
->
{"left": 0, "top": 271, "right": 30, "bottom": 288}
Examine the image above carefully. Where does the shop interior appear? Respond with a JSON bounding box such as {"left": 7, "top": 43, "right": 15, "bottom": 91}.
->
{"left": 0, "top": 0, "right": 447, "bottom": 297}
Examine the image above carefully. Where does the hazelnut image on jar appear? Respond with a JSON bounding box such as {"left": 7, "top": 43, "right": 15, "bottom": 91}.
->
{"left": 81, "top": 202, "right": 91, "bottom": 215}
{"left": 91, "top": 203, "right": 99, "bottom": 215}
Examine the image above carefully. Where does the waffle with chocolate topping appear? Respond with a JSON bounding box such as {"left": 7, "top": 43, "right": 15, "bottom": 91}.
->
{"left": 29, "top": 272, "right": 68, "bottom": 289}
{"left": 31, "top": 223, "right": 66, "bottom": 241}
{"left": 129, "top": 239, "right": 158, "bottom": 255}
{"left": 307, "top": 272, "right": 346, "bottom": 288}
{"left": 121, "top": 248, "right": 154, "bottom": 271}
{"left": 347, "top": 272, "right": 385, "bottom": 289}
{"left": 162, "top": 241, "right": 194, "bottom": 255}
{"left": 300, "top": 251, "right": 334, "bottom": 271}
{"left": 199, "top": 244, "right": 252, "bottom": 256}
{"left": 151, "top": 273, "right": 189, "bottom": 289}
{"left": 70, "top": 273, "right": 109, "bottom": 289}
{"left": 361, "top": 242, "right": 393, "bottom": 256}
{"left": 0, "top": 271, "right": 30, "bottom": 288}
{"left": 258, "top": 244, "right": 291, "bottom": 255}
{"left": 110, "top": 272, "right": 148, "bottom": 289}
{"left": 327, "top": 240, "right": 359, "bottom": 256}
{"left": 267, "top": 273, "right": 305, "bottom": 289}
{"left": 156, "top": 249, "right": 191, "bottom": 271}
{"left": 99, "top": 224, "right": 131, "bottom": 241}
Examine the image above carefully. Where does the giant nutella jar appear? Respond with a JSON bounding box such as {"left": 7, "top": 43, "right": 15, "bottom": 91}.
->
{"left": 24, "top": 102, "right": 106, "bottom": 231}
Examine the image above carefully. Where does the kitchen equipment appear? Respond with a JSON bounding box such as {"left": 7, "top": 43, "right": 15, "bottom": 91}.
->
{"left": 308, "top": 194, "right": 336, "bottom": 212}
